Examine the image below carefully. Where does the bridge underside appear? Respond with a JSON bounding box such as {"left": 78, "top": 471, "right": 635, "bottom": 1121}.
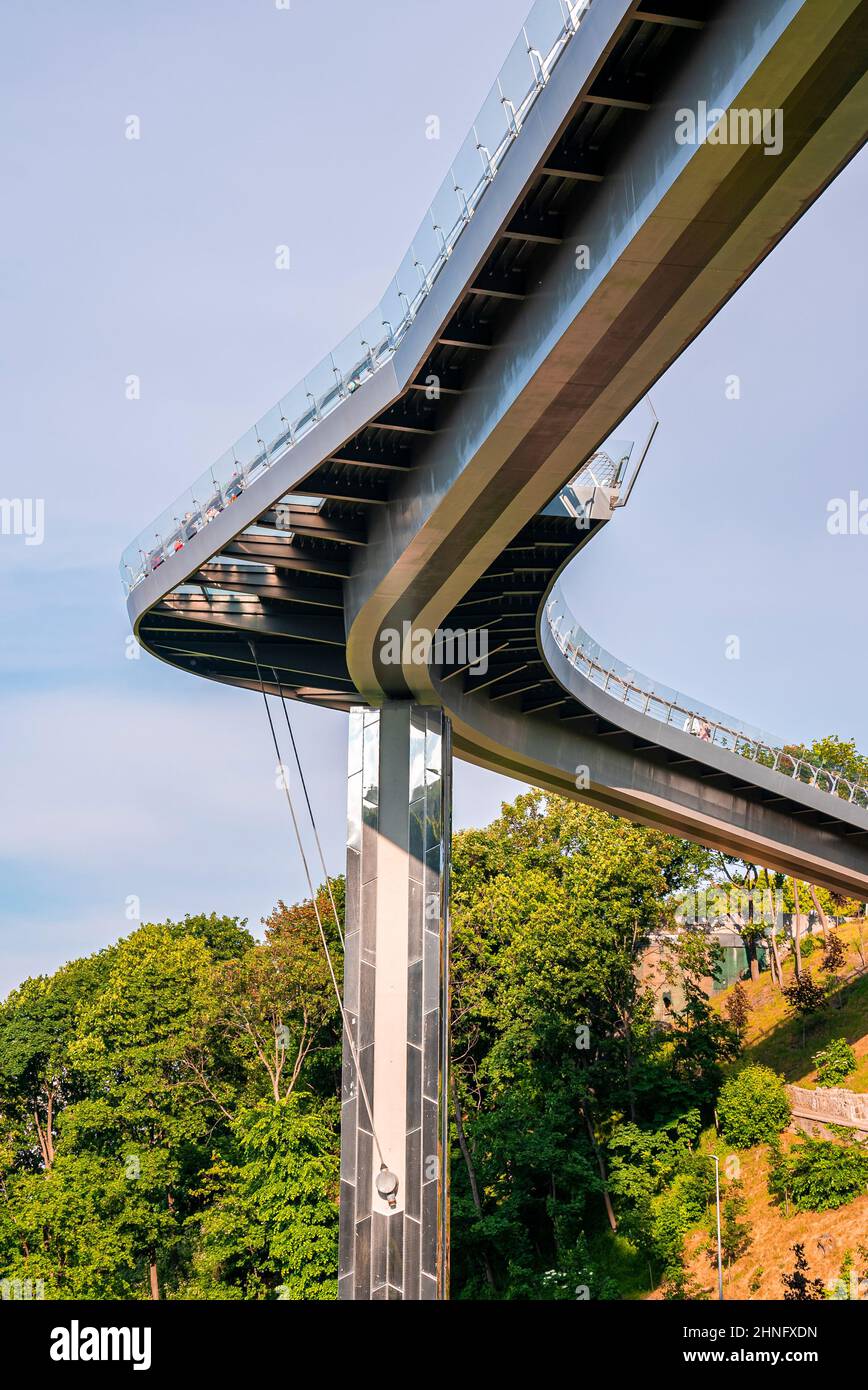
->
{"left": 130, "top": 0, "right": 868, "bottom": 895}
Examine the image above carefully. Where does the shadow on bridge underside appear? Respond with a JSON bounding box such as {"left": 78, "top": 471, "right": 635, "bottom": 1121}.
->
{"left": 125, "top": 0, "right": 868, "bottom": 894}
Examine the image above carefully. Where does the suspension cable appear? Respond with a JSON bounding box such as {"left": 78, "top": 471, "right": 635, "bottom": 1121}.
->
{"left": 248, "top": 644, "right": 385, "bottom": 1169}
{"left": 271, "top": 665, "right": 344, "bottom": 949}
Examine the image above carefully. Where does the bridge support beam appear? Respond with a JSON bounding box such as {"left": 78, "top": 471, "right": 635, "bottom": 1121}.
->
{"left": 339, "top": 703, "right": 452, "bottom": 1300}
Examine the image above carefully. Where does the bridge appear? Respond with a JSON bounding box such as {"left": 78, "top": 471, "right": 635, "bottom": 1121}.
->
{"left": 122, "top": 0, "right": 868, "bottom": 1299}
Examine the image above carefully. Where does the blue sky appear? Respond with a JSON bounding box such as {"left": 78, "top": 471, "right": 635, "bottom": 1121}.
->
{"left": 1, "top": 1, "right": 866, "bottom": 994}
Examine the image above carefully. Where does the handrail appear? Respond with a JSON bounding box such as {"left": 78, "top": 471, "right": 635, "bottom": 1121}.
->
{"left": 545, "top": 598, "right": 868, "bottom": 810}
{"left": 120, "top": 0, "right": 595, "bottom": 595}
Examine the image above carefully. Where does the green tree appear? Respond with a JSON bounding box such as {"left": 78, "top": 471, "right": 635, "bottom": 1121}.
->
{"left": 190, "top": 1096, "right": 339, "bottom": 1300}
{"left": 769, "top": 1138, "right": 868, "bottom": 1214}
{"left": 0, "top": 951, "right": 115, "bottom": 1171}
{"left": 448, "top": 792, "right": 719, "bottom": 1298}
{"left": 0, "top": 1150, "right": 153, "bottom": 1299}
{"left": 0, "top": 915, "right": 255, "bottom": 1300}
{"left": 708, "top": 1178, "right": 751, "bottom": 1268}
{"left": 718, "top": 1066, "right": 791, "bottom": 1148}
{"left": 67, "top": 922, "right": 232, "bottom": 1298}
{"left": 186, "top": 893, "right": 341, "bottom": 1115}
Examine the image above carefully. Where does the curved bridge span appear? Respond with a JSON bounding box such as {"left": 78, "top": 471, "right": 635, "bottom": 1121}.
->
{"left": 123, "top": 0, "right": 868, "bottom": 1299}
{"left": 126, "top": 0, "right": 868, "bottom": 895}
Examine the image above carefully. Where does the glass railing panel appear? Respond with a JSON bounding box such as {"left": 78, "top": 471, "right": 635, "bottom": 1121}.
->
{"left": 526, "top": 0, "right": 570, "bottom": 71}
{"left": 144, "top": 499, "right": 183, "bottom": 577}
{"left": 303, "top": 353, "right": 341, "bottom": 422}
{"left": 278, "top": 381, "right": 313, "bottom": 444}
{"left": 393, "top": 246, "right": 426, "bottom": 322}
{"left": 169, "top": 485, "right": 209, "bottom": 557}
{"left": 473, "top": 84, "right": 513, "bottom": 178}
{"left": 451, "top": 129, "right": 488, "bottom": 220}
{"left": 497, "top": 31, "right": 540, "bottom": 130}
{"left": 182, "top": 484, "right": 206, "bottom": 540}
{"left": 332, "top": 311, "right": 391, "bottom": 396}
{"left": 257, "top": 403, "right": 291, "bottom": 464}
{"left": 331, "top": 324, "right": 369, "bottom": 393}
{"left": 379, "top": 273, "right": 408, "bottom": 349}
{"left": 358, "top": 306, "right": 394, "bottom": 371}
{"left": 120, "top": 539, "right": 145, "bottom": 594}
{"left": 429, "top": 174, "right": 466, "bottom": 258}
{"left": 234, "top": 426, "right": 267, "bottom": 483}
{"left": 410, "top": 209, "right": 446, "bottom": 294}
{"left": 208, "top": 447, "right": 239, "bottom": 503}
{"left": 193, "top": 470, "right": 225, "bottom": 527}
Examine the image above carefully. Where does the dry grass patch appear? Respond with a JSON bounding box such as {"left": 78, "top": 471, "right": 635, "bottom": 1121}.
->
{"left": 676, "top": 1139, "right": 868, "bottom": 1301}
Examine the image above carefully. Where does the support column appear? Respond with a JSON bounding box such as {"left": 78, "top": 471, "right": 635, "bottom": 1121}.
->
{"left": 339, "top": 703, "right": 452, "bottom": 1300}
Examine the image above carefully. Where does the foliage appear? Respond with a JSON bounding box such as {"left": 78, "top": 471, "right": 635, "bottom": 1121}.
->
{"left": 782, "top": 972, "right": 827, "bottom": 1019}
{"left": 447, "top": 792, "right": 724, "bottom": 1298}
{"left": 0, "top": 908, "right": 340, "bottom": 1299}
{"left": 821, "top": 933, "right": 847, "bottom": 975}
{"left": 707, "top": 1178, "right": 751, "bottom": 1267}
{"left": 768, "top": 1137, "right": 868, "bottom": 1213}
{"left": 13, "top": 785, "right": 859, "bottom": 1301}
{"left": 534, "top": 1233, "right": 621, "bottom": 1301}
{"left": 812, "top": 1038, "right": 857, "bottom": 1088}
{"left": 660, "top": 1263, "right": 709, "bottom": 1300}
{"left": 724, "top": 982, "right": 750, "bottom": 1039}
{"left": 781, "top": 878, "right": 862, "bottom": 924}
{"left": 189, "top": 1096, "right": 339, "bottom": 1300}
{"left": 785, "top": 736, "right": 868, "bottom": 789}
{"left": 717, "top": 1066, "right": 791, "bottom": 1148}
{"left": 607, "top": 1113, "right": 713, "bottom": 1264}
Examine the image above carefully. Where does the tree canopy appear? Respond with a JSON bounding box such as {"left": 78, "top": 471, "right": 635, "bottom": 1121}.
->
{"left": 1, "top": 785, "right": 861, "bottom": 1300}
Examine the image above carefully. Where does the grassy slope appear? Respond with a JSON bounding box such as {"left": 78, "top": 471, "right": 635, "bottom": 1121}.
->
{"left": 679, "top": 1138, "right": 868, "bottom": 1300}
{"left": 715, "top": 918, "right": 868, "bottom": 1091}
{"left": 641, "top": 921, "right": 868, "bottom": 1299}
{"left": 678, "top": 920, "right": 868, "bottom": 1298}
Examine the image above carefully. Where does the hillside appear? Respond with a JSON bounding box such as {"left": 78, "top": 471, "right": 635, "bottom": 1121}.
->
{"left": 714, "top": 918, "right": 868, "bottom": 1090}
{"left": 675, "top": 1135, "right": 868, "bottom": 1300}
{"left": 673, "top": 919, "right": 868, "bottom": 1299}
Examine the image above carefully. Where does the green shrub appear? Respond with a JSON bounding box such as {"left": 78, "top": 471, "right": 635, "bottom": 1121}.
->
{"left": 769, "top": 1138, "right": 868, "bottom": 1213}
{"left": 660, "top": 1264, "right": 709, "bottom": 1300}
{"left": 813, "top": 1038, "right": 857, "bottom": 1088}
{"left": 650, "top": 1189, "right": 691, "bottom": 1270}
{"left": 718, "top": 1065, "right": 791, "bottom": 1147}
{"left": 672, "top": 1153, "right": 716, "bottom": 1223}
